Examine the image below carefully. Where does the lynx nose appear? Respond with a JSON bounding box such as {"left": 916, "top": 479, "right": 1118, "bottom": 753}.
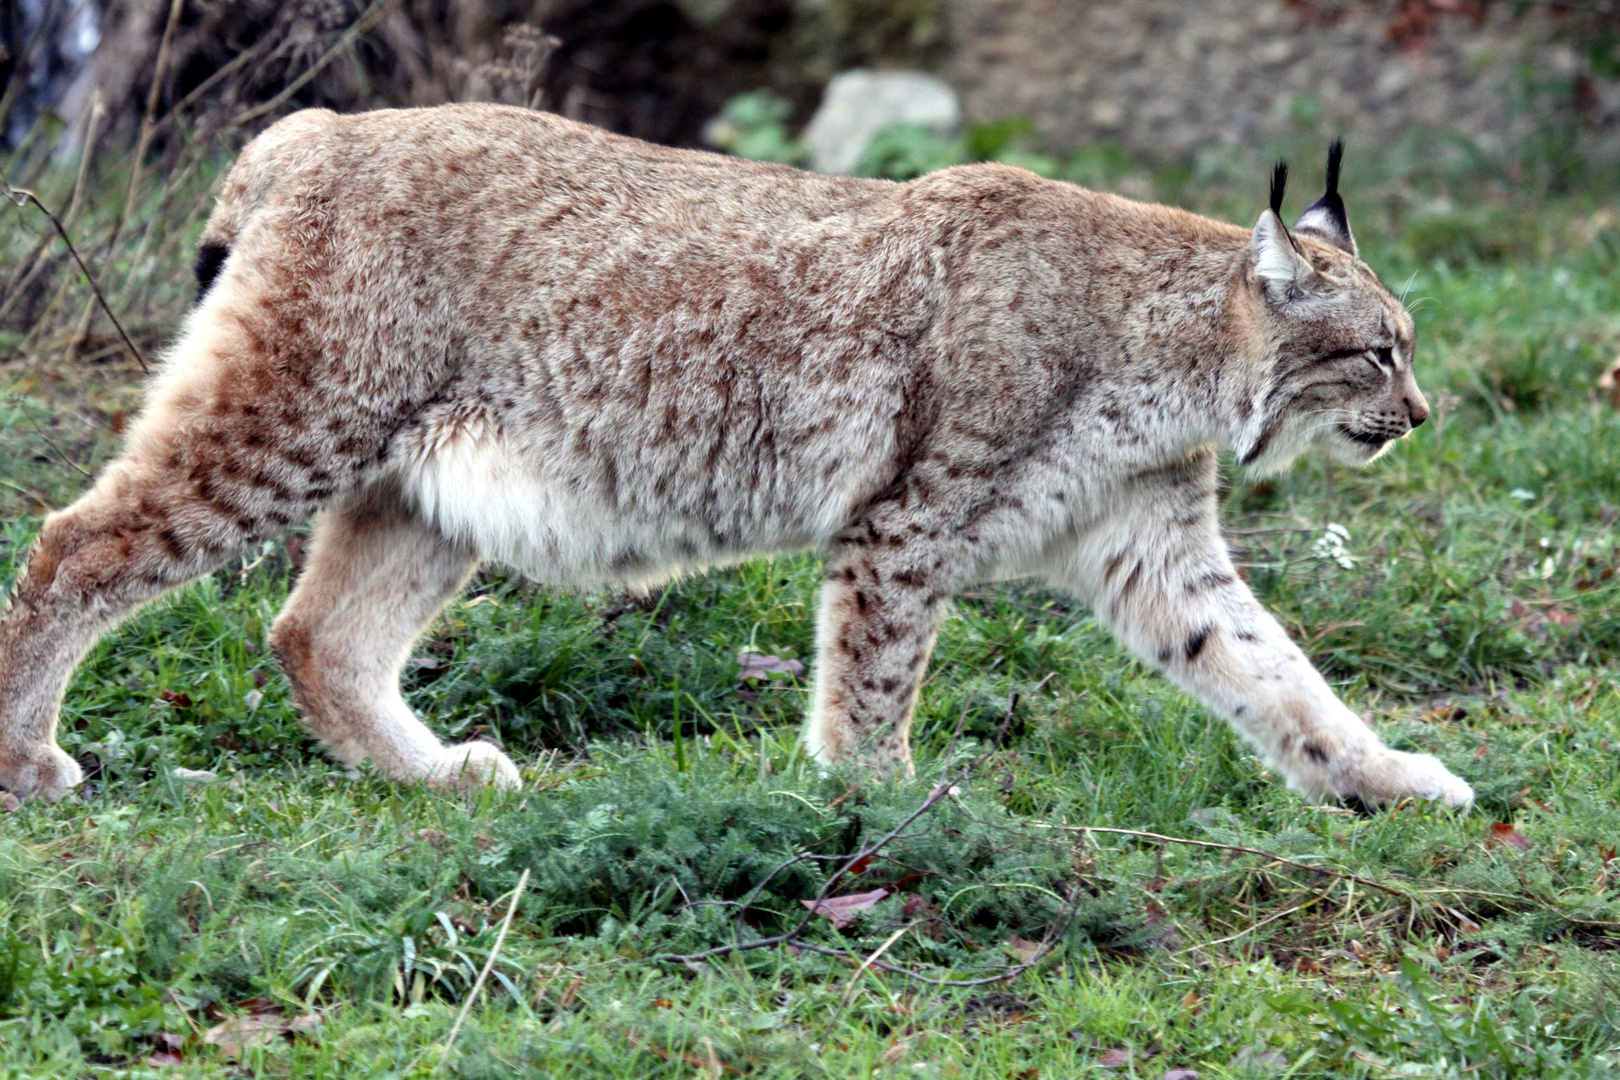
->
{"left": 1406, "top": 394, "right": 1429, "bottom": 429}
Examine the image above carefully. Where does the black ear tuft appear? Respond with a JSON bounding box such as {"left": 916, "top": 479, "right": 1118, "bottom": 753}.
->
{"left": 1269, "top": 161, "right": 1288, "bottom": 216}
{"left": 1292, "top": 141, "right": 1356, "bottom": 256}
{"left": 1324, "top": 138, "right": 1343, "bottom": 198}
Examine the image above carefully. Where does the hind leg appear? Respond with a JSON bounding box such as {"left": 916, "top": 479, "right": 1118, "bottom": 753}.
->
{"left": 269, "top": 486, "right": 520, "bottom": 792}
{"left": 0, "top": 434, "right": 304, "bottom": 800}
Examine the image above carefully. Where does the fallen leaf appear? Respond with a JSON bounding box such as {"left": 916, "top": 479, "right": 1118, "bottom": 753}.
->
{"left": 203, "top": 1016, "right": 280, "bottom": 1059}
{"left": 1545, "top": 605, "right": 1579, "bottom": 629}
{"left": 1487, "top": 822, "right": 1532, "bottom": 851}
{"left": 1600, "top": 845, "right": 1617, "bottom": 865}
{"left": 159, "top": 689, "right": 193, "bottom": 708}
{"left": 1004, "top": 936, "right": 1043, "bottom": 964}
{"left": 1347, "top": 939, "right": 1369, "bottom": 961}
{"left": 843, "top": 854, "right": 876, "bottom": 877}
{"left": 146, "top": 1052, "right": 184, "bottom": 1066}
{"left": 1163, "top": 1070, "right": 1201, "bottom": 1080}
{"left": 202, "top": 1006, "right": 320, "bottom": 1060}
{"left": 737, "top": 652, "right": 804, "bottom": 683}
{"left": 1141, "top": 899, "right": 1181, "bottom": 950}
{"left": 801, "top": 887, "right": 890, "bottom": 929}
{"left": 407, "top": 656, "right": 442, "bottom": 670}
{"left": 1097, "top": 1048, "right": 1132, "bottom": 1067}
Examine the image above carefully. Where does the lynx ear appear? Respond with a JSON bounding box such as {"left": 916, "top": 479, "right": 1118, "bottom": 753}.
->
{"left": 1292, "top": 140, "right": 1357, "bottom": 256}
{"left": 1252, "top": 208, "right": 1313, "bottom": 306}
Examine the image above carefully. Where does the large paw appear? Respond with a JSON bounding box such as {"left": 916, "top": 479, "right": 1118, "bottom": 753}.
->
{"left": 427, "top": 741, "right": 521, "bottom": 793}
{"left": 1344, "top": 749, "right": 1473, "bottom": 809}
{"left": 0, "top": 744, "right": 83, "bottom": 803}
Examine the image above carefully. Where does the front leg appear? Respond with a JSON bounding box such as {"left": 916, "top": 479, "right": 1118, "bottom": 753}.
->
{"left": 804, "top": 526, "right": 960, "bottom": 774}
{"left": 1048, "top": 455, "right": 1472, "bottom": 808}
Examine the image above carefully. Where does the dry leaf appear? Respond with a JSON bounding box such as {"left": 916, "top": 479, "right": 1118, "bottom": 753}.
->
{"left": 1097, "top": 1048, "right": 1132, "bottom": 1067}
{"left": 801, "top": 887, "right": 890, "bottom": 929}
{"left": 202, "top": 1008, "right": 320, "bottom": 1060}
{"left": 1487, "top": 822, "right": 1532, "bottom": 851}
{"left": 737, "top": 652, "right": 804, "bottom": 683}
{"left": 1163, "top": 1070, "right": 1201, "bottom": 1080}
{"left": 203, "top": 1016, "right": 281, "bottom": 1059}
{"left": 1004, "top": 936, "right": 1043, "bottom": 964}
{"left": 146, "top": 1052, "right": 185, "bottom": 1066}
{"left": 1141, "top": 899, "right": 1181, "bottom": 950}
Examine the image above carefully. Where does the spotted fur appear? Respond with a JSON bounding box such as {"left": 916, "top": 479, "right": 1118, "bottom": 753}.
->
{"left": 0, "top": 106, "right": 1470, "bottom": 807}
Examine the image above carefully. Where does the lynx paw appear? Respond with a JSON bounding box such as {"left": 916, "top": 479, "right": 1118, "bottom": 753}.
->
{"left": 427, "top": 741, "right": 521, "bottom": 792}
{"left": 0, "top": 744, "right": 83, "bottom": 803}
{"left": 1344, "top": 749, "right": 1473, "bottom": 809}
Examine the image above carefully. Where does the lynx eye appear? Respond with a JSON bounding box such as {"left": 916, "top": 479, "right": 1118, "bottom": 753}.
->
{"left": 1374, "top": 346, "right": 1395, "bottom": 369}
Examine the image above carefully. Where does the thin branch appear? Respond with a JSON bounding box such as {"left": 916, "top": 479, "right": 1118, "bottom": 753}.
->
{"left": 1053, "top": 824, "right": 1412, "bottom": 898}
{"left": 1175, "top": 888, "right": 1334, "bottom": 956}
{"left": 229, "top": 0, "right": 405, "bottom": 129}
{"left": 4, "top": 188, "right": 150, "bottom": 373}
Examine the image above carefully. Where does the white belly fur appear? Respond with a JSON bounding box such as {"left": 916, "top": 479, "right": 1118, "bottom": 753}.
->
{"left": 391, "top": 422, "right": 806, "bottom": 589}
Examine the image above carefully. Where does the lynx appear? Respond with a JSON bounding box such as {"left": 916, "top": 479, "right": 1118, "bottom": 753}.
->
{"left": 0, "top": 106, "right": 1471, "bottom": 808}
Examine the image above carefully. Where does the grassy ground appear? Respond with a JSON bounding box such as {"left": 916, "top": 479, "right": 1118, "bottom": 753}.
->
{"left": 4, "top": 127, "right": 1620, "bottom": 1077}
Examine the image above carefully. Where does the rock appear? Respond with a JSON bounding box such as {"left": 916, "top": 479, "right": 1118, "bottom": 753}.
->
{"left": 803, "top": 70, "right": 960, "bottom": 175}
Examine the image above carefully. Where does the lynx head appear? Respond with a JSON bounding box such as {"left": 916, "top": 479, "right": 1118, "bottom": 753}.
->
{"left": 1234, "top": 142, "right": 1427, "bottom": 475}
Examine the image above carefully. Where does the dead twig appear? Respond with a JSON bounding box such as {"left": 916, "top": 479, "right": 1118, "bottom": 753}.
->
{"left": 229, "top": 0, "right": 406, "bottom": 129}
{"left": 4, "top": 187, "right": 150, "bottom": 373}
{"left": 1054, "top": 824, "right": 1412, "bottom": 898}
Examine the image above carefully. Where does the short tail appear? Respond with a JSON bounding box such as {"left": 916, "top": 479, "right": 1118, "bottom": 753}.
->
{"left": 193, "top": 108, "right": 341, "bottom": 302}
{"left": 194, "top": 241, "right": 230, "bottom": 297}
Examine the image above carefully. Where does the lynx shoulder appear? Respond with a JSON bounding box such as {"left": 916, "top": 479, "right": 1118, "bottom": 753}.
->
{"left": 0, "top": 106, "right": 1470, "bottom": 809}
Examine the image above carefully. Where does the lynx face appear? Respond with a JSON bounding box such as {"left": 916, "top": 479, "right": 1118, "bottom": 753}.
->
{"left": 1237, "top": 150, "right": 1428, "bottom": 475}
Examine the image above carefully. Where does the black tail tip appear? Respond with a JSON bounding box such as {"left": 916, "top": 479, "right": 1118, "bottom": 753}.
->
{"left": 1269, "top": 161, "right": 1288, "bottom": 216}
{"left": 1325, "top": 139, "right": 1344, "bottom": 196}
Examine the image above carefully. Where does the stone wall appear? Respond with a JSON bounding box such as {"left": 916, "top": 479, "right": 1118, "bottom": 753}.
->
{"left": 946, "top": 0, "right": 1620, "bottom": 165}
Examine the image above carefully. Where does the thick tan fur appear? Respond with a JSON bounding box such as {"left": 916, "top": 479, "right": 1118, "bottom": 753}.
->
{"left": 0, "top": 105, "right": 1470, "bottom": 807}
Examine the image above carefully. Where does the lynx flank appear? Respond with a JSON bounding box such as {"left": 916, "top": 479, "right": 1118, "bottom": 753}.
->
{"left": 0, "top": 106, "right": 1470, "bottom": 808}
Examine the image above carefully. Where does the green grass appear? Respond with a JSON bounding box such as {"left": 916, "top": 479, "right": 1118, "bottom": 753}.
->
{"left": 5, "top": 129, "right": 1620, "bottom": 1076}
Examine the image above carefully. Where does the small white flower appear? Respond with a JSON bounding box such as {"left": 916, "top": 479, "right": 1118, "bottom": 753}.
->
{"left": 1312, "top": 524, "right": 1358, "bottom": 570}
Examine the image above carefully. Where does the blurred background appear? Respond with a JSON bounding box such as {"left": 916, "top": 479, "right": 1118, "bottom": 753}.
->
{"left": 3, "top": 0, "right": 1619, "bottom": 391}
